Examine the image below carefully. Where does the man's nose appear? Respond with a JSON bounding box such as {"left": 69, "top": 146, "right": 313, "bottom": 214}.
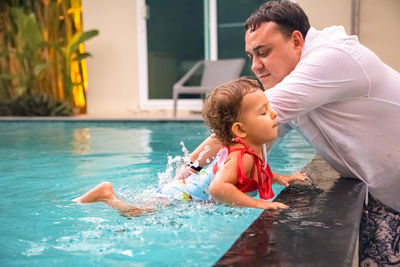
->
{"left": 251, "top": 57, "right": 263, "bottom": 72}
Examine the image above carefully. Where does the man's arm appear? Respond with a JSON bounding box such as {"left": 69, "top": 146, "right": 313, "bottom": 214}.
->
{"left": 266, "top": 48, "right": 369, "bottom": 123}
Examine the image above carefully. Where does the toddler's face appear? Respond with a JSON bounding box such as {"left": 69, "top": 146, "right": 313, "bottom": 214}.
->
{"left": 239, "top": 89, "right": 278, "bottom": 145}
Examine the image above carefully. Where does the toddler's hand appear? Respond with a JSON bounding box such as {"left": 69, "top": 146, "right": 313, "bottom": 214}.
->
{"left": 274, "top": 172, "right": 309, "bottom": 187}
{"left": 256, "top": 200, "right": 289, "bottom": 210}
{"left": 288, "top": 172, "right": 309, "bottom": 183}
{"left": 174, "top": 165, "right": 197, "bottom": 180}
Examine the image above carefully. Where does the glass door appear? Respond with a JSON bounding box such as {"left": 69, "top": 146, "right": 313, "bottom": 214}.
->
{"left": 217, "top": 0, "right": 267, "bottom": 77}
{"left": 141, "top": 0, "right": 269, "bottom": 108}
{"left": 146, "top": 0, "right": 204, "bottom": 100}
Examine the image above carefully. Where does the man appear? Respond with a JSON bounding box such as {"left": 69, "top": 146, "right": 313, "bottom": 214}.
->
{"left": 182, "top": 1, "right": 400, "bottom": 265}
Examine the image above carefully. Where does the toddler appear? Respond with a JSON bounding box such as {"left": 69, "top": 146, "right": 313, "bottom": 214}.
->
{"left": 73, "top": 77, "right": 307, "bottom": 216}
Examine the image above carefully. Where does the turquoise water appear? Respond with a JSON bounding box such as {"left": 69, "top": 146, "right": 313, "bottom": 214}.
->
{"left": 0, "top": 121, "right": 316, "bottom": 266}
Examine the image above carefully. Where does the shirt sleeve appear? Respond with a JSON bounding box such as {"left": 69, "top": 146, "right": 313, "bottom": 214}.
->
{"left": 265, "top": 47, "right": 370, "bottom": 123}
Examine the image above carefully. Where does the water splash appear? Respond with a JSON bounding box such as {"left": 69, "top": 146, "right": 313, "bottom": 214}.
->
{"left": 180, "top": 141, "right": 190, "bottom": 161}
{"left": 157, "top": 141, "right": 191, "bottom": 187}
{"left": 157, "top": 155, "right": 185, "bottom": 187}
{"left": 191, "top": 145, "right": 210, "bottom": 168}
{"left": 157, "top": 142, "right": 211, "bottom": 187}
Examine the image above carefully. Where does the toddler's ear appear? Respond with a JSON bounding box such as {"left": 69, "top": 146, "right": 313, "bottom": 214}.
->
{"left": 231, "top": 122, "right": 247, "bottom": 139}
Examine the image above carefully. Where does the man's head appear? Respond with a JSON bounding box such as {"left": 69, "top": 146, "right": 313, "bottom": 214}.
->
{"left": 245, "top": 0, "right": 310, "bottom": 89}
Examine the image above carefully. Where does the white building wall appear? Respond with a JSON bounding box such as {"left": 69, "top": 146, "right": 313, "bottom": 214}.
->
{"left": 297, "top": 0, "right": 351, "bottom": 33}
{"left": 358, "top": 0, "right": 400, "bottom": 72}
{"left": 298, "top": 0, "right": 400, "bottom": 72}
{"left": 82, "top": 0, "right": 139, "bottom": 116}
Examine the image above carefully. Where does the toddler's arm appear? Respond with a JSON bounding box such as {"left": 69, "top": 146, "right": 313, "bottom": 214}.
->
{"left": 209, "top": 154, "right": 288, "bottom": 210}
{"left": 174, "top": 135, "right": 222, "bottom": 180}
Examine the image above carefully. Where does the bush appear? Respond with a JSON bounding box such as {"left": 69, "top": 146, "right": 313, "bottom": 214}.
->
{"left": 0, "top": 93, "right": 73, "bottom": 116}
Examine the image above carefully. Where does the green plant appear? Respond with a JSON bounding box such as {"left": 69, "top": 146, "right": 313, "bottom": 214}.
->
{"left": 0, "top": 93, "right": 72, "bottom": 116}
{"left": 0, "top": 0, "right": 98, "bottom": 115}
{"left": 2, "top": 7, "right": 49, "bottom": 96}
{"left": 51, "top": 29, "right": 99, "bottom": 105}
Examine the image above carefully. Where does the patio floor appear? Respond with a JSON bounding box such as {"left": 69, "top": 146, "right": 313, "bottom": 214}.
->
{"left": 0, "top": 110, "right": 203, "bottom": 121}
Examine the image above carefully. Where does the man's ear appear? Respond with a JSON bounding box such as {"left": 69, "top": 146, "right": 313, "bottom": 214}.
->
{"left": 291, "top": 30, "right": 304, "bottom": 51}
{"left": 232, "top": 122, "right": 247, "bottom": 138}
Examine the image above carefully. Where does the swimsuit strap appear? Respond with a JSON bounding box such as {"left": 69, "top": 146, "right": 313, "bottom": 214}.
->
{"left": 230, "top": 137, "right": 274, "bottom": 199}
{"left": 229, "top": 137, "right": 269, "bottom": 188}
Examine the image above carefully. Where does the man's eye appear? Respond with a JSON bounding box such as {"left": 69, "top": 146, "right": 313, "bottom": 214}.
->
{"left": 258, "top": 50, "right": 270, "bottom": 57}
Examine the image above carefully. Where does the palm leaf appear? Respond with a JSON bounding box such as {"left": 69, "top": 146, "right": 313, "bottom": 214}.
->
{"left": 66, "top": 29, "right": 98, "bottom": 57}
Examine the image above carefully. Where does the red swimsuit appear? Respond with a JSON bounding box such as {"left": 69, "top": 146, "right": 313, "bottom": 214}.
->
{"left": 213, "top": 137, "right": 275, "bottom": 200}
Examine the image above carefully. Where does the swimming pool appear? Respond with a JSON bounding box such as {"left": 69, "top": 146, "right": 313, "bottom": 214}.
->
{"left": 0, "top": 121, "right": 316, "bottom": 266}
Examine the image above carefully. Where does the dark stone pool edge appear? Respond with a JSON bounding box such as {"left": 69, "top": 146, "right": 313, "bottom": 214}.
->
{"left": 214, "top": 155, "right": 366, "bottom": 267}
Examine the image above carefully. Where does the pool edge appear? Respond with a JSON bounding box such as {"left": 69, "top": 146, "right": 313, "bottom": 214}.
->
{"left": 214, "top": 155, "right": 366, "bottom": 266}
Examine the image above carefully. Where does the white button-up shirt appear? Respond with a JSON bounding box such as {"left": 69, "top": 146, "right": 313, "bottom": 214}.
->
{"left": 266, "top": 26, "right": 400, "bottom": 211}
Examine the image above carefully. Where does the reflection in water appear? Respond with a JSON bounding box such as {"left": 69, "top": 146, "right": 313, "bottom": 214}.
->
{"left": 74, "top": 128, "right": 91, "bottom": 155}
{"left": 73, "top": 127, "right": 153, "bottom": 156}
{"left": 71, "top": 127, "right": 154, "bottom": 180}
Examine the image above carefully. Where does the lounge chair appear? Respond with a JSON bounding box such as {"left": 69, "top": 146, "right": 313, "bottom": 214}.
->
{"left": 172, "top": 58, "right": 245, "bottom": 118}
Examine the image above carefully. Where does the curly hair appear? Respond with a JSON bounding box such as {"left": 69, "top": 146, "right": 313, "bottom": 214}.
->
{"left": 202, "top": 77, "right": 261, "bottom": 146}
{"left": 245, "top": 0, "right": 310, "bottom": 39}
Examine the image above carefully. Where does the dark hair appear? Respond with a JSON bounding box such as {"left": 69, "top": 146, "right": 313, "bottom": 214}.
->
{"left": 245, "top": 0, "right": 310, "bottom": 39}
{"left": 202, "top": 77, "right": 261, "bottom": 146}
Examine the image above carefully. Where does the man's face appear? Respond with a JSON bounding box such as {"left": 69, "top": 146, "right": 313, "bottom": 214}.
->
{"left": 245, "top": 22, "right": 303, "bottom": 89}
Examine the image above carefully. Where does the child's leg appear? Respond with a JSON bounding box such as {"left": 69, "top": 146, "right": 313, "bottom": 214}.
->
{"left": 72, "top": 181, "right": 118, "bottom": 203}
{"left": 73, "top": 182, "right": 155, "bottom": 217}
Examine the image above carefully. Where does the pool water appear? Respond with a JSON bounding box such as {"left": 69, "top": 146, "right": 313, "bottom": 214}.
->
{"left": 0, "top": 121, "right": 316, "bottom": 266}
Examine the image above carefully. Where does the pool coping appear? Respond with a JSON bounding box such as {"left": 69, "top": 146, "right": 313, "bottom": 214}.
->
{"left": 214, "top": 156, "right": 366, "bottom": 267}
